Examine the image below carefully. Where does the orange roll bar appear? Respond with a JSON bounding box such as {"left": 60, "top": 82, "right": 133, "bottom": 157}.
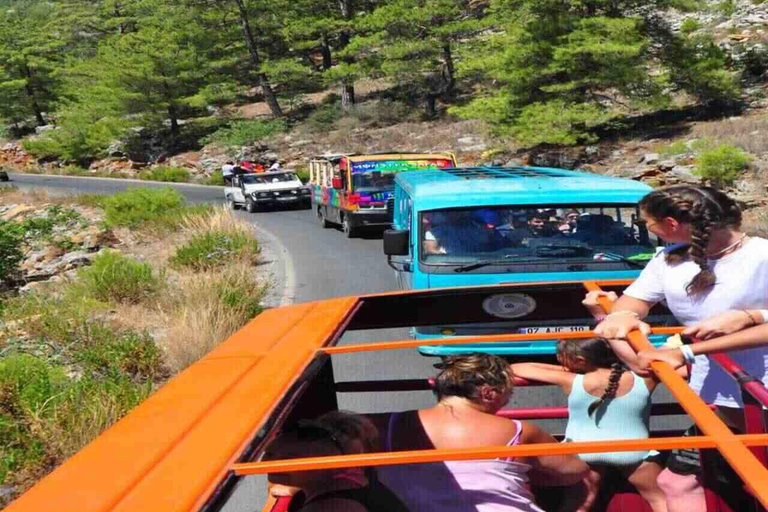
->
{"left": 583, "top": 281, "right": 768, "bottom": 507}
{"left": 233, "top": 434, "right": 768, "bottom": 475}
{"left": 321, "top": 327, "right": 683, "bottom": 355}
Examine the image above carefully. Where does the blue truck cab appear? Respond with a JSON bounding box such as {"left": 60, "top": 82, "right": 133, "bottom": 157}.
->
{"left": 382, "top": 166, "right": 671, "bottom": 357}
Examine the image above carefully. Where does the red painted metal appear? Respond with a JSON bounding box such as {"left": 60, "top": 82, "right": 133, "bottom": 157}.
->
{"left": 269, "top": 497, "right": 291, "bottom": 512}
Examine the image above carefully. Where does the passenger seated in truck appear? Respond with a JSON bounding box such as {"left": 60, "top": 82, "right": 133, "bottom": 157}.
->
{"left": 263, "top": 411, "right": 408, "bottom": 512}
{"left": 506, "top": 211, "right": 558, "bottom": 246}
{"left": 424, "top": 209, "right": 503, "bottom": 256}
{"left": 369, "top": 353, "right": 590, "bottom": 512}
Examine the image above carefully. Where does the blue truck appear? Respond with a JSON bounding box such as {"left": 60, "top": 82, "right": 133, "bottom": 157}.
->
{"left": 382, "top": 166, "right": 672, "bottom": 356}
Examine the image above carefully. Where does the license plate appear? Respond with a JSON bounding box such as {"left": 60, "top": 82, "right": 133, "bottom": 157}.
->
{"left": 277, "top": 196, "right": 298, "bottom": 201}
{"left": 518, "top": 326, "right": 589, "bottom": 334}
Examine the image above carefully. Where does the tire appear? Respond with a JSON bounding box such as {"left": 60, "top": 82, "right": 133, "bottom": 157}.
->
{"left": 227, "top": 195, "right": 238, "bottom": 210}
{"left": 318, "top": 207, "right": 332, "bottom": 228}
{"left": 246, "top": 197, "right": 257, "bottom": 213}
{"left": 342, "top": 214, "right": 357, "bottom": 238}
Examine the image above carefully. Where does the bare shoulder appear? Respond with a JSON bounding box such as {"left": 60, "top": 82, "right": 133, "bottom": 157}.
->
{"left": 518, "top": 420, "right": 555, "bottom": 445}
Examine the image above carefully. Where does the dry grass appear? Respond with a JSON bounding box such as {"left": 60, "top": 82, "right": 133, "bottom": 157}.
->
{"left": 690, "top": 113, "right": 768, "bottom": 156}
{"left": 158, "top": 263, "right": 263, "bottom": 373}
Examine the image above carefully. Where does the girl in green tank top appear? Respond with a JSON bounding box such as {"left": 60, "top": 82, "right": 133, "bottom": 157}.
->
{"left": 511, "top": 338, "right": 687, "bottom": 512}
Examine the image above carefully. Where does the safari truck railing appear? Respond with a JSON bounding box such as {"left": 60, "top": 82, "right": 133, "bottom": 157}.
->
{"left": 5, "top": 280, "right": 768, "bottom": 512}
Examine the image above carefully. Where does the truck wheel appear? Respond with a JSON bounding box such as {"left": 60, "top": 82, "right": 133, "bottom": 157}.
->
{"left": 342, "top": 215, "right": 357, "bottom": 238}
{"left": 318, "top": 208, "right": 332, "bottom": 228}
{"left": 227, "top": 195, "right": 238, "bottom": 210}
{"left": 246, "top": 198, "right": 257, "bottom": 213}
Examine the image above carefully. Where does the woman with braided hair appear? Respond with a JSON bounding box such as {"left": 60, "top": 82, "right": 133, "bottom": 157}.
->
{"left": 587, "top": 184, "right": 768, "bottom": 512}
{"left": 512, "top": 337, "right": 678, "bottom": 512}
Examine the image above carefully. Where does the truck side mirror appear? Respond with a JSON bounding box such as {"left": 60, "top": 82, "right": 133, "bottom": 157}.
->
{"left": 332, "top": 176, "right": 343, "bottom": 190}
{"left": 383, "top": 229, "right": 410, "bottom": 256}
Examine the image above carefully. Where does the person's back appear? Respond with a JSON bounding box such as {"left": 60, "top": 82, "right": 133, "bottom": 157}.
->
{"left": 373, "top": 354, "right": 588, "bottom": 512}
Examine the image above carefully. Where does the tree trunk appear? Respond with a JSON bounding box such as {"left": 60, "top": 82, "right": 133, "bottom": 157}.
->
{"left": 341, "top": 82, "right": 355, "bottom": 109}
{"left": 441, "top": 43, "right": 455, "bottom": 97}
{"left": 233, "top": 0, "right": 283, "bottom": 117}
{"left": 321, "top": 35, "right": 332, "bottom": 70}
{"left": 168, "top": 104, "right": 179, "bottom": 136}
{"left": 425, "top": 94, "right": 437, "bottom": 118}
{"left": 21, "top": 65, "right": 45, "bottom": 126}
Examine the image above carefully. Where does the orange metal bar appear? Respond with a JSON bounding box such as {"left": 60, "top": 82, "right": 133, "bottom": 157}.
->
{"left": 233, "top": 434, "right": 768, "bottom": 475}
{"left": 321, "top": 327, "right": 683, "bottom": 355}
{"left": 583, "top": 281, "right": 768, "bottom": 508}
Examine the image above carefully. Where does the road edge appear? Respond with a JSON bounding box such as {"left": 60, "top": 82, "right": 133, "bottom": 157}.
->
{"left": 249, "top": 219, "right": 297, "bottom": 307}
{"left": 7, "top": 172, "right": 224, "bottom": 189}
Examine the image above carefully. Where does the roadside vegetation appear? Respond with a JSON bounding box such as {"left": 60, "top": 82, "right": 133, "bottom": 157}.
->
{"left": 0, "top": 188, "right": 264, "bottom": 504}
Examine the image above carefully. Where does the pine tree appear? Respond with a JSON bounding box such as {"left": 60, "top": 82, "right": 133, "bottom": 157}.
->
{"left": 349, "top": 0, "right": 488, "bottom": 116}
{"left": 0, "top": 0, "right": 62, "bottom": 127}
{"left": 452, "top": 0, "right": 738, "bottom": 145}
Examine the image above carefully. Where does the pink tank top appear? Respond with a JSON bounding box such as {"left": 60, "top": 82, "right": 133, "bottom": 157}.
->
{"left": 376, "top": 412, "right": 545, "bottom": 512}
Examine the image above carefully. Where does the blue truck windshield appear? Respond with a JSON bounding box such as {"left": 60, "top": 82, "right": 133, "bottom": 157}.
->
{"left": 420, "top": 205, "right": 658, "bottom": 273}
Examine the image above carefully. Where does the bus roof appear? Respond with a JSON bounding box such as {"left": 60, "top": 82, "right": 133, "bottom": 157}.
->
{"left": 395, "top": 166, "right": 652, "bottom": 210}
{"left": 310, "top": 152, "right": 456, "bottom": 164}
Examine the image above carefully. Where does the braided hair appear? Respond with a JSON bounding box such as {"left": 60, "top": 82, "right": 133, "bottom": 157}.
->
{"left": 556, "top": 338, "right": 627, "bottom": 425}
{"left": 639, "top": 185, "right": 742, "bottom": 296}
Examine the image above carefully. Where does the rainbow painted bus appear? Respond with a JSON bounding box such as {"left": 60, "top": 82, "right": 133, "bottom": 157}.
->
{"left": 308, "top": 153, "right": 456, "bottom": 237}
{"left": 6, "top": 280, "right": 768, "bottom": 512}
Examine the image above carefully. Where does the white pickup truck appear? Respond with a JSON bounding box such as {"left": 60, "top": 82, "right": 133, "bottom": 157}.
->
{"left": 224, "top": 172, "right": 311, "bottom": 213}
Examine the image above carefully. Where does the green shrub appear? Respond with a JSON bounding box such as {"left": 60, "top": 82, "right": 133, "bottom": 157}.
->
{"left": 201, "top": 119, "right": 287, "bottom": 148}
{"left": 77, "top": 251, "right": 163, "bottom": 304}
{"left": 75, "top": 327, "right": 163, "bottom": 381}
{"left": 171, "top": 230, "right": 258, "bottom": 271}
{"left": 680, "top": 18, "right": 701, "bottom": 34}
{"left": 659, "top": 141, "right": 691, "bottom": 156}
{"left": 204, "top": 171, "right": 226, "bottom": 186}
{"left": 141, "top": 166, "right": 191, "bottom": 183}
{"left": 694, "top": 144, "right": 752, "bottom": 186}
{"left": 73, "top": 194, "right": 108, "bottom": 209}
{"left": 102, "top": 187, "right": 185, "bottom": 228}
{"left": 715, "top": 0, "right": 737, "bottom": 16}
{"left": 59, "top": 165, "right": 89, "bottom": 176}
{"left": 294, "top": 168, "right": 310, "bottom": 184}
{"left": 216, "top": 269, "right": 264, "bottom": 320}
{"left": 304, "top": 104, "right": 341, "bottom": 132}
{"left": 0, "top": 220, "right": 24, "bottom": 284}
{"left": 0, "top": 185, "right": 19, "bottom": 195}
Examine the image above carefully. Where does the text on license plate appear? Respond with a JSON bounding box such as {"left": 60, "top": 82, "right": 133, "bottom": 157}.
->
{"left": 518, "top": 326, "right": 589, "bottom": 334}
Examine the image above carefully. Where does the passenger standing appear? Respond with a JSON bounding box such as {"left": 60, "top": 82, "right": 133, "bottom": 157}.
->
{"left": 371, "top": 353, "right": 590, "bottom": 512}
{"left": 512, "top": 338, "right": 681, "bottom": 512}
{"left": 589, "top": 185, "right": 768, "bottom": 512}
{"left": 222, "top": 160, "right": 235, "bottom": 184}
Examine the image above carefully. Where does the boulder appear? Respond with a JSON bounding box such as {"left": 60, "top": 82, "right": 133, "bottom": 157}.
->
{"left": 640, "top": 153, "right": 660, "bottom": 165}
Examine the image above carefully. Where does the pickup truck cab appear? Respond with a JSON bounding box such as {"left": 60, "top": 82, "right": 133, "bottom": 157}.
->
{"left": 225, "top": 171, "right": 310, "bottom": 213}
{"left": 383, "top": 165, "right": 669, "bottom": 356}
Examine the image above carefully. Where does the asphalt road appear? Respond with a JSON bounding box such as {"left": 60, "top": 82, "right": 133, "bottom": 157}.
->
{"left": 7, "top": 173, "right": 680, "bottom": 512}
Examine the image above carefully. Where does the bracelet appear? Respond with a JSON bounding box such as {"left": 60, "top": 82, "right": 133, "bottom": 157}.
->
{"left": 679, "top": 345, "right": 696, "bottom": 365}
{"left": 759, "top": 310, "right": 768, "bottom": 324}
{"left": 606, "top": 310, "right": 640, "bottom": 320}
{"left": 743, "top": 310, "right": 760, "bottom": 327}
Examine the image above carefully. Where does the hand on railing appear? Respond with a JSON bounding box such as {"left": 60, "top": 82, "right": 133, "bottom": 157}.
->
{"left": 682, "top": 309, "right": 762, "bottom": 340}
{"left": 584, "top": 290, "right": 652, "bottom": 339}
{"left": 637, "top": 347, "right": 686, "bottom": 372}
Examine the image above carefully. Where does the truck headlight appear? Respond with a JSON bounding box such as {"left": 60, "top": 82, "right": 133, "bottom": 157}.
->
{"left": 257, "top": 192, "right": 269, "bottom": 198}
{"left": 300, "top": 188, "right": 310, "bottom": 194}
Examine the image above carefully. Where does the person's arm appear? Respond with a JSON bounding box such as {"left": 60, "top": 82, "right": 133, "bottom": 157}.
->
{"left": 682, "top": 309, "right": 768, "bottom": 340}
{"left": 510, "top": 363, "right": 575, "bottom": 394}
{"left": 637, "top": 323, "right": 768, "bottom": 370}
{"left": 522, "top": 421, "right": 589, "bottom": 486}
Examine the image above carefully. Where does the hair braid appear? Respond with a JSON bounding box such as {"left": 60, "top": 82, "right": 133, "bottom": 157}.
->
{"left": 687, "top": 206, "right": 717, "bottom": 295}
{"left": 587, "top": 362, "right": 627, "bottom": 425}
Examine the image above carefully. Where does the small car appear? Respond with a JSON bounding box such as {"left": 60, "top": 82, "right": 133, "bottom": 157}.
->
{"left": 224, "top": 171, "right": 310, "bottom": 212}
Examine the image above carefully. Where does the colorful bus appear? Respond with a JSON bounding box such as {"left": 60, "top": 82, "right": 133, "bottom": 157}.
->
{"left": 308, "top": 153, "right": 456, "bottom": 237}
{"left": 382, "top": 166, "right": 666, "bottom": 356}
{"left": 6, "top": 281, "right": 768, "bottom": 512}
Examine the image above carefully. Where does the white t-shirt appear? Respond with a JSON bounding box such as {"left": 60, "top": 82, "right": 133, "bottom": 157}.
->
{"left": 624, "top": 237, "right": 768, "bottom": 408}
{"left": 221, "top": 164, "right": 234, "bottom": 177}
